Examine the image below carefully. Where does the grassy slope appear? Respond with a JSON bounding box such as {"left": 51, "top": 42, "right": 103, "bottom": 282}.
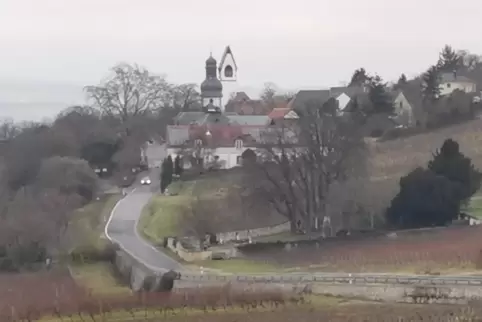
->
{"left": 466, "top": 196, "right": 482, "bottom": 219}
{"left": 139, "top": 180, "right": 194, "bottom": 245}
{"left": 139, "top": 175, "right": 231, "bottom": 244}
{"left": 68, "top": 193, "right": 131, "bottom": 295}
{"left": 70, "top": 193, "right": 122, "bottom": 251}
{"left": 138, "top": 176, "right": 287, "bottom": 273}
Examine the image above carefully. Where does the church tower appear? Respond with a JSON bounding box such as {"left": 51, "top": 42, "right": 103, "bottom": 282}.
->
{"left": 218, "top": 46, "right": 238, "bottom": 104}
{"left": 200, "top": 55, "right": 223, "bottom": 112}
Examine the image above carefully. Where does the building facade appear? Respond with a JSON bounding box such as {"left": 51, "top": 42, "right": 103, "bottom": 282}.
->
{"left": 166, "top": 52, "right": 267, "bottom": 169}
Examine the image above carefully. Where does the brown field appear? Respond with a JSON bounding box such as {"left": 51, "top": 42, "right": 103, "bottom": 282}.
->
{"left": 243, "top": 225, "right": 482, "bottom": 273}
{"left": 1, "top": 269, "right": 482, "bottom": 321}
{"left": 371, "top": 118, "right": 482, "bottom": 180}
{"left": 128, "top": 305, "right": 482, "bottom": 322}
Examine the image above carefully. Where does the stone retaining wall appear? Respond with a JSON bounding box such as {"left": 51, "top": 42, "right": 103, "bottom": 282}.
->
{"left": 113, "top": 249, "right": 177, "bottom": 292}
{"left": 216, "top": 221, "right": 290, "bottom": 243}
{"left": 166, "top": 238, "right": 212, "bottom": 262}
{"left": 174, "top": 279, "right": 482, "bottom": 304}
{"left": 164, "top": 221, "right": 290, "bottom": 262}
{"left": 310, "top": 283, "right": 482, "bottom": 304}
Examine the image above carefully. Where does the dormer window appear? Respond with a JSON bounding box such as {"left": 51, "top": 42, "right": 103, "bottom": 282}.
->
{"left": 235, "top": 139, "right": 243, "bottom": 149}
{"left": 195, "top": 139, "right": 203, "bottom": 146}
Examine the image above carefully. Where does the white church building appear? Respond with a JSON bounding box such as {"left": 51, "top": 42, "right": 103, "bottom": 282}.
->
{"left": 166, "top": 47, "right": 271, "bottom": 169}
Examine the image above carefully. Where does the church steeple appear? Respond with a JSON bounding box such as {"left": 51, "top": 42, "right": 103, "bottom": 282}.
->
{"left": 200, "top": 54, "right": 223, "bottom": 112}
{"left": 205, "top": 55, "right": 217, "bottom": 78}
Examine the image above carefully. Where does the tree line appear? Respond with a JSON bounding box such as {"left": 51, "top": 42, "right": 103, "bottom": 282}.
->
{"left": 0, "top": 63, "right": 202, "bottom": 270}
{"left": 348, "top": 45, "right": 482, "bottom": 131}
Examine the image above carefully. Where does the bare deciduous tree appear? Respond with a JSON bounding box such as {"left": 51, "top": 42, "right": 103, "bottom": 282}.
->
{"left": 260, "top": 82, "right": 278, "bottom": 103}
{"left": 172, "top": 83, "right": 201, "bottom": 111}
{"left": 179, "top": 196, "right": 223, "bottom": 248}
{"left": 85, "top": 63, "right": 172, "bottom": 135}
{"left": 5, "top": 125, "right": 78, "bottom": 191}
{"left": 0, "top": 156, "right": 98, "bottom": 261}
{"left": 0, "top": 118, "right": 20, "bottom": 140}
{"left": 247, "top": 104, "right": 368, "bottom": 234}
{"left": 112, "top": 137, "right": 142, "bottom": 173}
{"left": 3, "top": 187, "right": 84, "bottom": 258}
{"left": 34, "top": 156, "right": 98, "bottom": 202}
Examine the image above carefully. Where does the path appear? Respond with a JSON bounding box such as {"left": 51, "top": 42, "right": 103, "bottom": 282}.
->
{"left": 105, "top": 142, "right": 183, "bottom": 272}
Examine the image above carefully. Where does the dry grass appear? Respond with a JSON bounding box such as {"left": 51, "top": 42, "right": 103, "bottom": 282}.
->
{"left": 139, "top": 171, "right": 285, "bottom": 245}
{"left": 0, "top": 271, "right": 303, "bottom": 321}
{"left": 242, "top": 225, "right": 482, "bottom": 274}
{"left": 370, "top": 118, "right": 482, "bottom": 180}
{"left": 69, "top": 262, "right": 130, "bottom": 296}
{"left": 2, "top": 269, "right": 482, "bottom": 321}
{"left": 136, "top": 305, "right": 482, "bottom": 322}
{"left": 70, "top": 193, "right": 122, "bottom": 251}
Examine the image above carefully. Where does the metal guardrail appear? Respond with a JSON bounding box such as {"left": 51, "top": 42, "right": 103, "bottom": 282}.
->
{"left": 178, "top": 272, "right": 482, "bottom": 286}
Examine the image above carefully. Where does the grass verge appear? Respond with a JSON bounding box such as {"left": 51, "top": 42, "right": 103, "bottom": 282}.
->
{"left": 69, "top": 262, "right": 131, "bottom": 296}
{"left": 466, "top": 196, "right": 482, "bottom": 219}
{"left": 71, "top": 193, "right": 122, "bottom": 251}
{"left": 138, "top": 193, "right": 191, "bottom": 245}
{"left": 69, "top": 193, "right": 129, "bottom": 294}
{"left": 37, "top": 293, "right": 354, "bottom": 322}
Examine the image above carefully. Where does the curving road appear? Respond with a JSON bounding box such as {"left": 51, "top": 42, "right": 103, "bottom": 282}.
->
{"left": 105, "top": 143, "right": 183, "bottom": 273}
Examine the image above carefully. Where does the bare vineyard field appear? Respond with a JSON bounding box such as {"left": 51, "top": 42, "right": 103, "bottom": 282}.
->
{"left": 244, "top": 226, "right": 482, "bottom": 273}
{"left": 139, "top": 305, "right": 482, "bottom": 322}
{"left": 1, "top": 269, "right": 481, "bottom": 321}
{"left": 0, "top": 273, "right": 297, "bottom": 321}
{"left": 370, "top": 119, "right": 482, "bottom": 180}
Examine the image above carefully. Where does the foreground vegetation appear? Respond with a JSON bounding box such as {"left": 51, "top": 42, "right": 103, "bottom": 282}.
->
{"left": 1, "top": 269, "right": 481, "bottom": 322}
{"left": 239, "top": 225, "right": 482, "bottom": 274}
{"left": 139, "top": 171, "right": 285, "bottom": 246}
{"left": 1, "top": 271, "right": 480, "bottom": 322}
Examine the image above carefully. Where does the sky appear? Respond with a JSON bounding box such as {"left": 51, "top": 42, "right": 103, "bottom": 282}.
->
{"left": 1, "top": 0, "right": 482, "bottom": 120}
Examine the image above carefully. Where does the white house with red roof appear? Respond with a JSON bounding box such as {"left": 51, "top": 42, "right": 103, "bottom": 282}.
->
{"left": 166, "top": 124, "right": 264, "bottom": 168}
{"left": 166, "top": 52, "right": 268, "bottom": 169}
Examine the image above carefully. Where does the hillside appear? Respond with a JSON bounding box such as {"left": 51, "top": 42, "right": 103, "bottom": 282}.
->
{"left": 370, "top": 119, "right": 482, "bottom": 180}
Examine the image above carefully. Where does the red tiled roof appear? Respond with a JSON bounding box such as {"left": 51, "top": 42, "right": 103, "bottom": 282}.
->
{"left": 268, "top": 108, "right": 291, "bottom": 119}
{"left": 225, "top": 99, "right": 271, "bottom": 115}
{"left": 167, "top": 124, "right": 265, "bottom": 147}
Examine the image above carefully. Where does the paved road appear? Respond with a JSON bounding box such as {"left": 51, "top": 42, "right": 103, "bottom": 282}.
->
{"left": 105, "top": 143, "right": 183, "bottom": 272}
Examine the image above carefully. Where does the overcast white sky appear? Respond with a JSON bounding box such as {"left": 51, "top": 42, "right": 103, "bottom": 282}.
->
{"left": 0, "top": 0, "right": 481, "bottom": 119}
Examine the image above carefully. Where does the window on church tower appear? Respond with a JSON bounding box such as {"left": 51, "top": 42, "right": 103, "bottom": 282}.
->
{"left": 235, "top": 139, "right": 243, "bottom": 149}
{"left": 224, "top": 65, "right": 233, "bottom": 78}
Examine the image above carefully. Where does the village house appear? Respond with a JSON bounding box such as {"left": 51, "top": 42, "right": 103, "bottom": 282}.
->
{"left": 391, "top": 90, "right": 416, "bottom": 127}
{"left": 439, "top": 72, "right": 477, "bottom": 96}
{"left": 267, "top": 107, "right": 299, "bottom": 125}
{"left": 224, "top": 92, "right": 271, "bottom": 115}
{"left": 329, "top": 86, "right": 368, "bottom": 113}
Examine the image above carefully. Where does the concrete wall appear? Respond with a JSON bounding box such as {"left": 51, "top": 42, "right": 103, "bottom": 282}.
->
{"left": 216, "top": 221, "right": 290, "bottom": 243}
{"left": 310, "top": 283, "right": 482, "bottom": 304}
{"left": 166, "top": 238, "right": 213, "bottom": 262}
{"left": 164, "top": 221, "right": 290, "bottom": 262}
{"left": 169, "top": 278, "right": 482, "bottom": 305}
{"left": 113, "top": 249, "right": 176, "bottom": 292}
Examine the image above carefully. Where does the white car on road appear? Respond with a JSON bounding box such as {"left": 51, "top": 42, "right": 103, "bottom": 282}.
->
{"left": 140, "top": 177, "right": 151, "bottom": 185}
